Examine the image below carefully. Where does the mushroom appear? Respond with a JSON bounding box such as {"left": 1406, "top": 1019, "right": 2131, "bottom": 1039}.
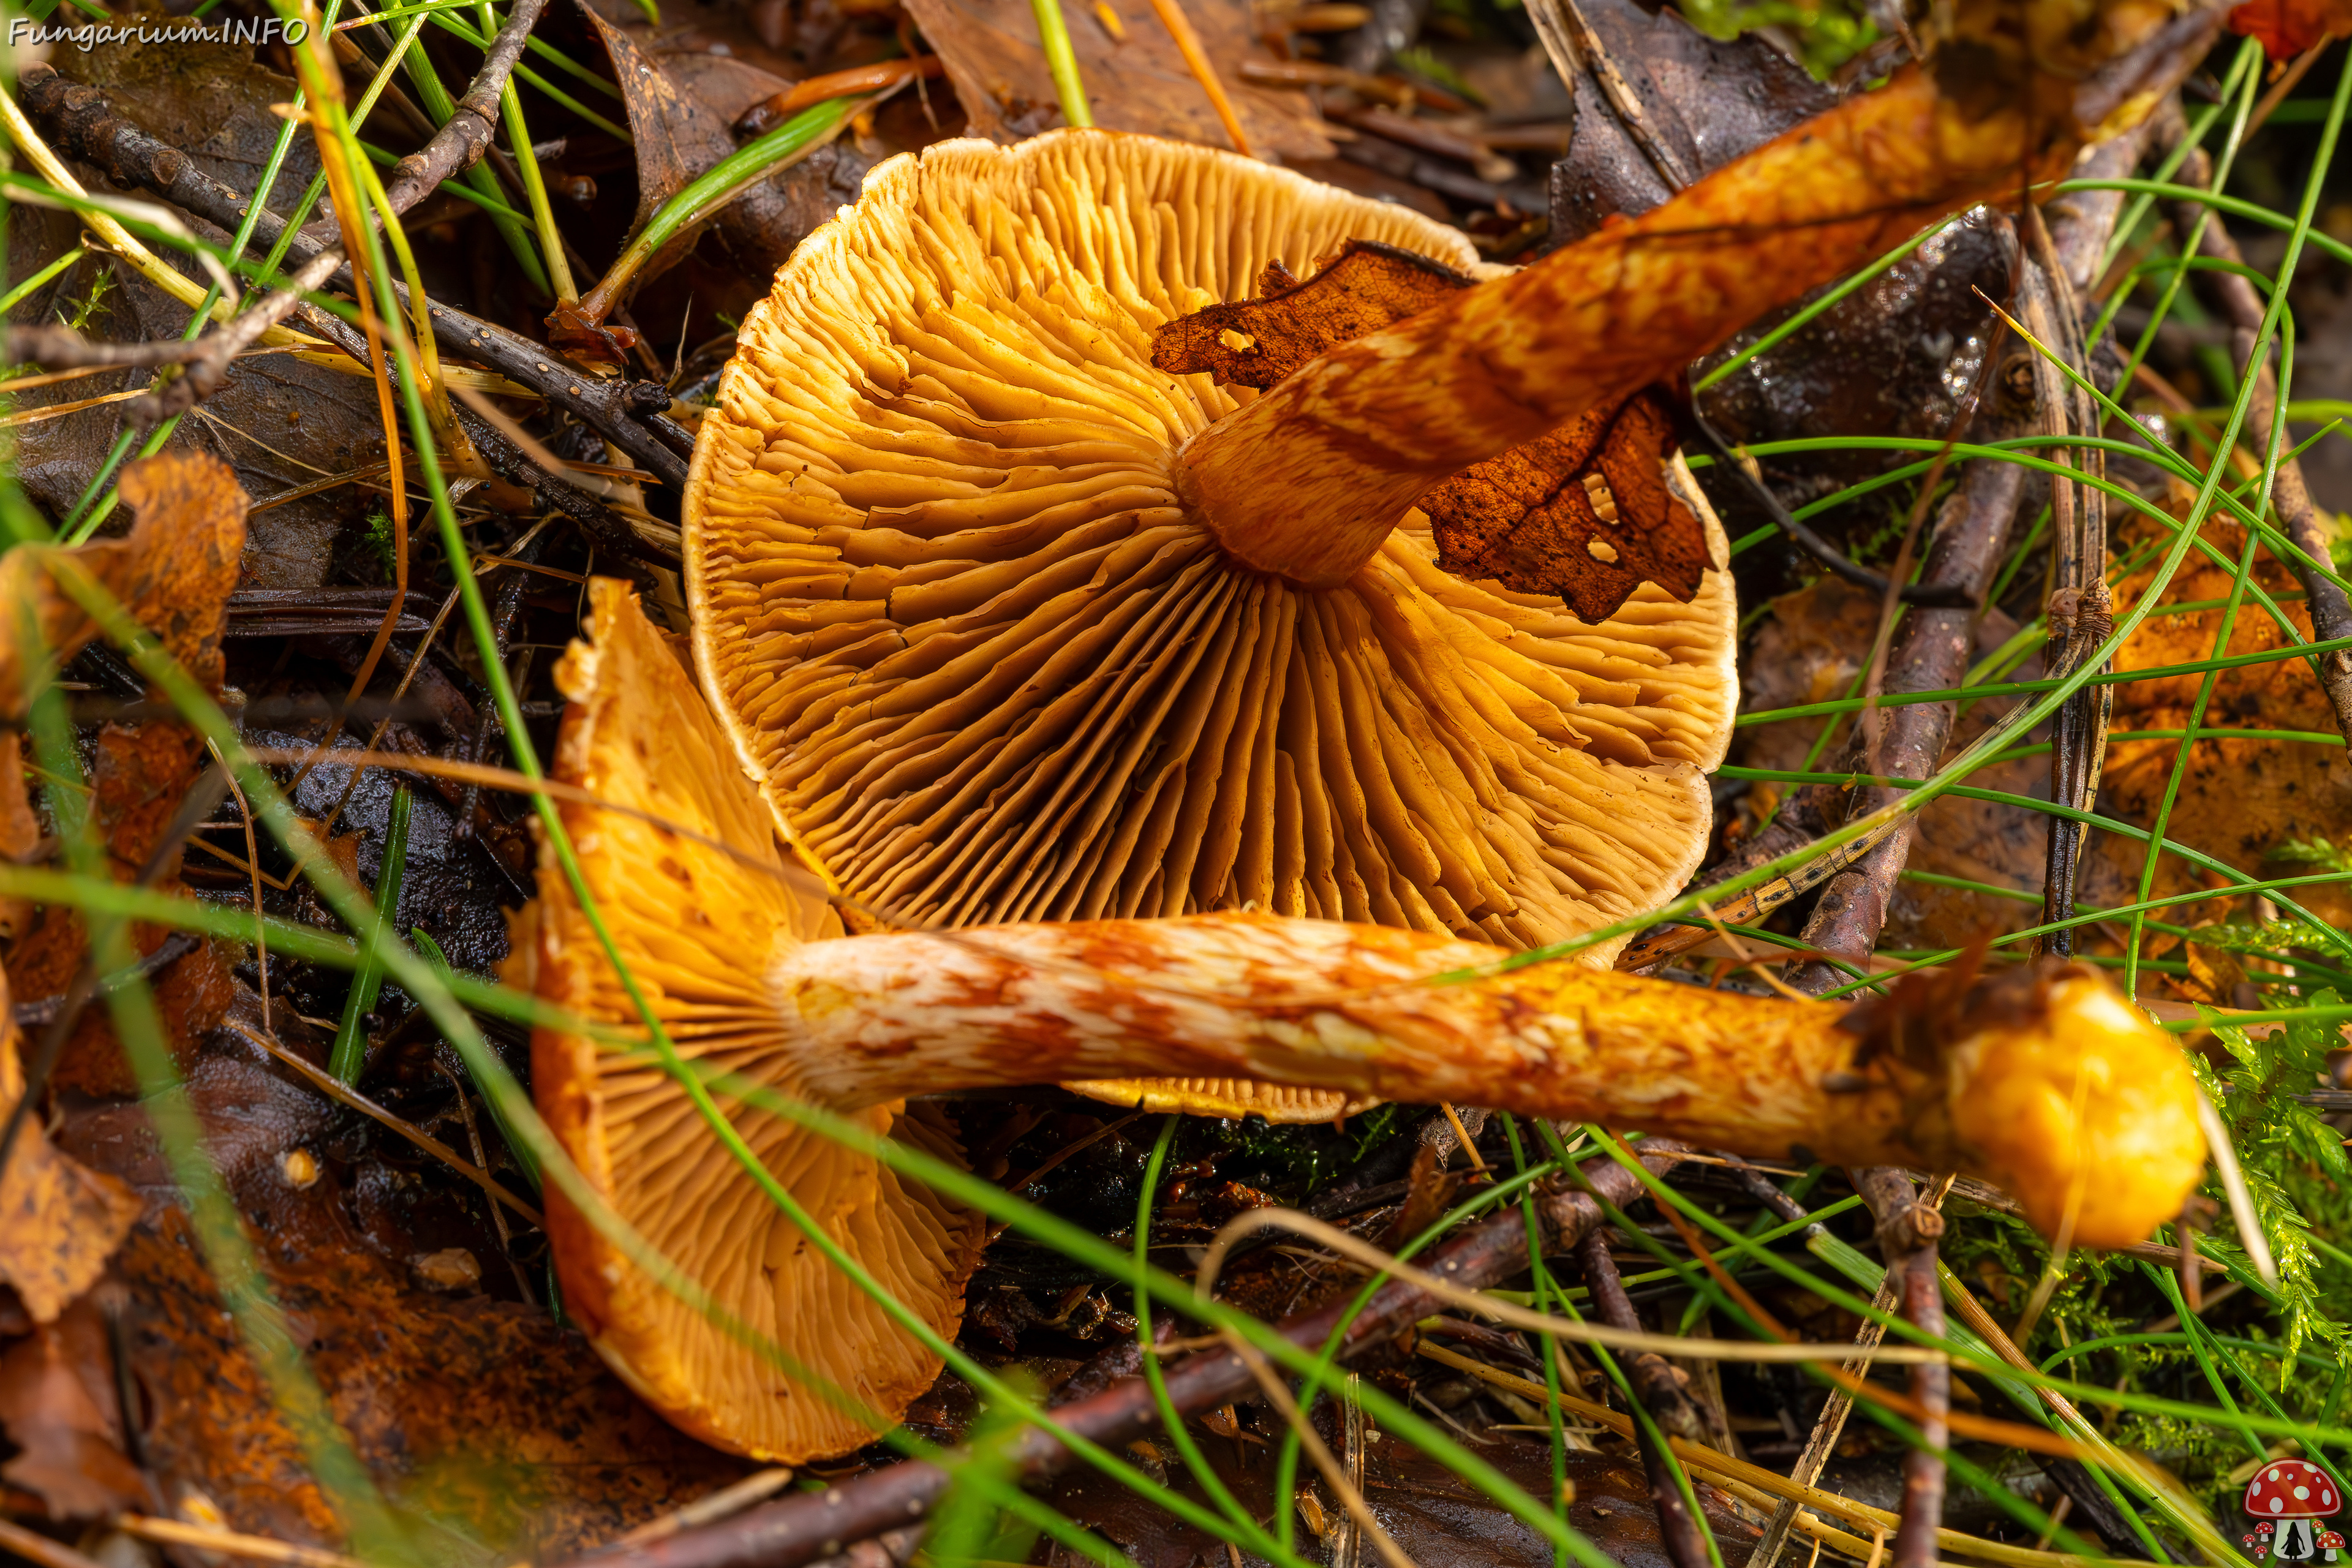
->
{"left": 685, "top": 132, "right": 1740, "bottom": 1122}
{"left": 2245, "top": 1460, "right": 2343, "bottom": 1561}
{"left": 682, "top": 0, "right": 2225, "bottom": 1123}
{"left": 521, "top": 579, "right": 2208, "bottom": 1461}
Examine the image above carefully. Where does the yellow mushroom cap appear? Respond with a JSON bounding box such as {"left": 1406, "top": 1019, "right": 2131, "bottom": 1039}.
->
{"left": 686, "top": 130, "right": 1738, "bottom": 1121}
{"left": 520, "top": 579, "right": 987, "bottom": 1462}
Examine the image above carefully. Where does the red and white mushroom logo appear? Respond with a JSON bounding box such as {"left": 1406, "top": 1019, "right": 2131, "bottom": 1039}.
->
{"left": 2245, "top": 1461, "right": 2342, "bottom": 1562}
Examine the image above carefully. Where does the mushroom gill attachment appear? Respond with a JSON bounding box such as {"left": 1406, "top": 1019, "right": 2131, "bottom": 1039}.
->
{"left": 685, "top": 132, "right": 1738, "bottom": 1121}
{"left": 518, "top": 579, "right": 986, "bottom": 1463}
{"left": 529, "top": 585, "right": 2206, "bottom": 1458}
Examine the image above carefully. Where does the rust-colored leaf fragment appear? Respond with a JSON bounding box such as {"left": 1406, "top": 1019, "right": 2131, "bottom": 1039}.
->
{"left": 0, "top": 974, "right": 140, "bottom": 1327}
{"left": 1422, "top": 386, "right": 1711, "bottom": 624}
{"left": 1150, "top": 238, "right": 1472, "bottom": 389}
{"left": 1, "top": 452, "right": 247, "bottom": 1096}
{"left": 2226, "top": 0, "right": 2350, "bottom": 58}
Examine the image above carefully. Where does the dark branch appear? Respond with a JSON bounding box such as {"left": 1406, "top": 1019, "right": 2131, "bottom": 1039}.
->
{"left": 378, "top": 0, "right": 549, "bottom": 215}
{"left": 1852, "top": 1167, "right": 1948, "bottom": 1568}
{"left": 12, "top": 64, "right": 689, "bottom": 487}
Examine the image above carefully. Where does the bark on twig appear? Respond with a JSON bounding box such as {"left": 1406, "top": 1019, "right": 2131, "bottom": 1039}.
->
{"left": 7, "top": 242, "right": 341, "bottom": 423}
{"left": 1785, "top": 451, "right": 2030, "bottom": 993}
{"left": 453, "top": 407, "right": 678, "bottom": 572}
{"left": 2160, "top": 138, "right": 2352, "bottom": 754}
{"left": 1852, "top": 1167, "right": 1949, "bottom": 1568}
{"left": 1578, "top": 1229, "right": 1713, "bottom": 1568}
{"left": 555, "top": 1143, "right": 1690, "bottom": 1568}
{"left": 11, "top": 64, "right": 691, "bottom": 486}
{"left": 377, "top": 0, "right": 548, "bottom": 216}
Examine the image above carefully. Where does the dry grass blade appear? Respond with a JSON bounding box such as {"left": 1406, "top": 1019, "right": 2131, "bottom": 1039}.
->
{"left": 1196, "top": 1208, "right": 1948, "bottom": 1363}
{"left": 2194, "top": 1090, "right": 2278, "bottom": 1286}
{"left": 113, "top": 1515, "right": 369, "bottom": 1568}
{"left": 1217, "top": 1327, "right": 1412, "bottom": 1568}
{"left": 1413, "top": 1342, "right": 2101, "bottom": 1568}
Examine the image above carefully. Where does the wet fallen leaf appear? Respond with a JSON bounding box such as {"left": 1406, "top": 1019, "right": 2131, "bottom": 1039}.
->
{"left": 0, "top": 976, "right": 140, "bottom": 1325}
{"left": 570, "top": 9, "right": 878, "bottom": 336}
{"left": 1545, "top": 0, "right": 1833, "bottom": 245}
{"left": 2100, "top": 511, "right": 2352, "bottom": 930}
{"left": 1423, "top": 386, "right": 1711, "bottom": 622}
{"left": 900, "top": 0, "right": 1335, "bottom": 157}
{"left": 1151, "top": 240, "right": 1472, "bottom": 389}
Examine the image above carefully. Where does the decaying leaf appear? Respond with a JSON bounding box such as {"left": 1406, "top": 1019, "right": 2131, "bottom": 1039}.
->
{"left": 2226, "top": 0, "right": 2351, "bottom": 57}
{"left": 0, "top": 1294, "right": 149, "bottom": 1519}
{"left": 2, "top": 451, "right": 247, "bottom": 1097}
{"left": 1422, "top": 386, "right": 1711, "bottom": 624}
{"left": 1150, "top": 239, "right": 1472, "bottom": 388}
{"left": 46, "top": 1050, "right": 752, "bottom": 1556}
{"left": 2100, "top": 507, "right": 2352, "bottom": 931}
{"left": 561, "top": 7, "right": 870, "bottom": 350}
{"left": 0, "top": 451, "right": 247, "bottom": 719}
{"left": 0, "top": 974, "right": 140, "bottom": 1326}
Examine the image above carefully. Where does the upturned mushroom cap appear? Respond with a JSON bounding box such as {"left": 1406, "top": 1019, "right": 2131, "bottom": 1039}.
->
{"left": 517, "top": 579, "right": 987, "bottom": 1462}
{"left": 685, "top": 131, "right": 1738, "bottom": 1121}
{"left": 529, "top": 582, "right": 2205, "bottom": 1461}
{"left": 2246, "top": 1461, "right": 2341, "bottom": 1521}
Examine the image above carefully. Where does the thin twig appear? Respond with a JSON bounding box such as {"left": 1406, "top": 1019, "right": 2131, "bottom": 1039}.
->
{"left": 378, "top": 0, "right": 549, "bottom": 215}
{"left": 1853, "top": 1168, "right": 1953, "bottom": 1568}
{"left": 1579, "top": 1228, "right": 1713, "bottom": 1568}
{"left": 0, "top": 1517, "right": 114, "bottom": 1568}
{"left": 11, "top": 64, "right": 692, "bottom": 487}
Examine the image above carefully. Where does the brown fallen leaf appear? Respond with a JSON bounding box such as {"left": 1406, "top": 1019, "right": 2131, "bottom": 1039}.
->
{"left": 1422, "top": 386, "right": 1711, "bottom": 624}
{"left": 2100, "top": 503, "right": 2352, "bottom": 931}
{"left": 1151, "top": 239, "right": 1473, "bottom": 388}
{"left": 2, "top": 451, "right": 247, "bottom": 1098}
{"left": 1, "top": 734, "right": 39, "bottom": 945}
{"left": 49, "top": 1047, "right": 753, "bottom": 1558}
{"left": 0, "top": 972, "right": 140, "bottom": 1326}
{"left": 900, "top": 0, "right": 1334, "bottom": 156}
{"left": 555, "top": 10, "right": 873, "bottom": 357}
{"left": 0, "top": 1294, "right": 149, "bottom": 1520}
{"left": 0, "top": 451, "right": 247, "bottom": 720}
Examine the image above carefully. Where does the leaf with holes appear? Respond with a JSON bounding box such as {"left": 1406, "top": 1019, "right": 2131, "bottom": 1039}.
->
{"left": 1422, "top": 386, "right": 1713, "bottom": 624}
{"left": 1150, "top": 239, "right": 1473, "bottom": 388}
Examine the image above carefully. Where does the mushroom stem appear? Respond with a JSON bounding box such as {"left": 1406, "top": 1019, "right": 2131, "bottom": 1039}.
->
{"left": 1179, "top": 37, "right": 2218, "bottom": 589}
{"left": 764, "top": 914, "right": 2199, "bottom": 1250}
